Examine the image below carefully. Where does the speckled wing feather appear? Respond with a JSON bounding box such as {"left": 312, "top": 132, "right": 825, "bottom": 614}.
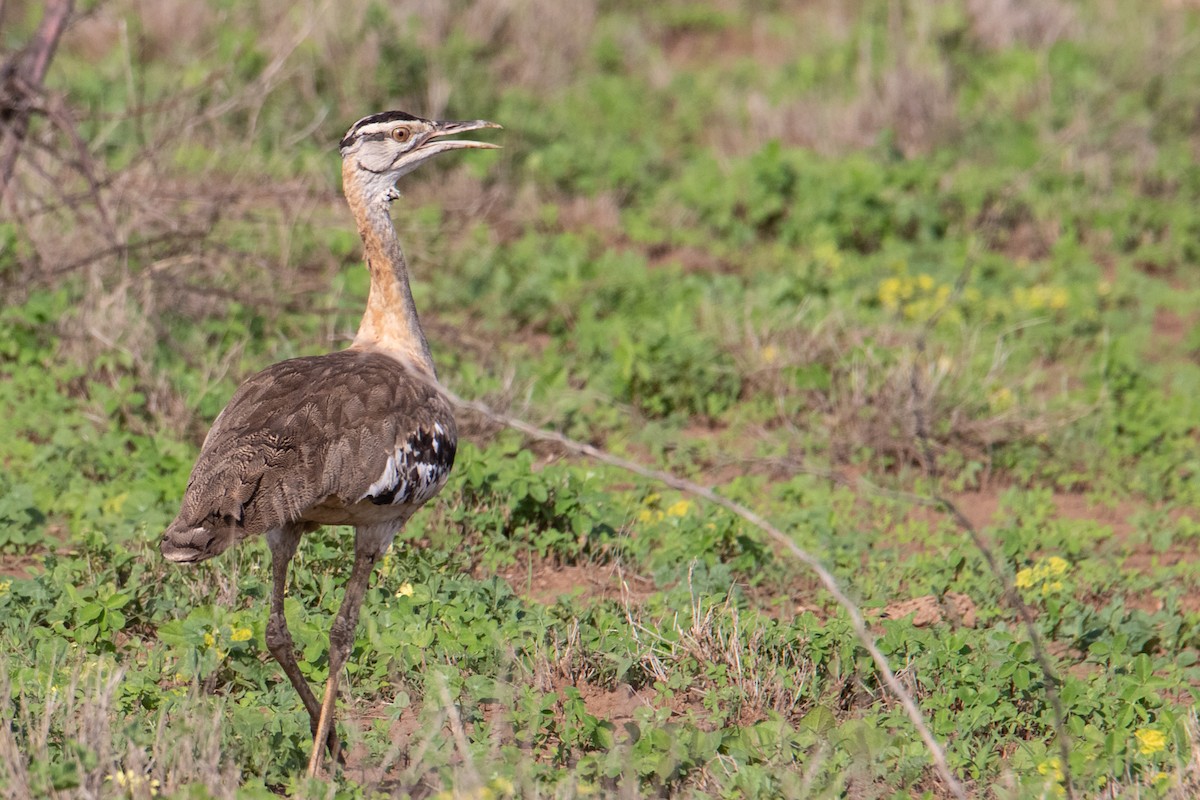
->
{"left": 164, "top": 350, "right": 456, "bottom": 554}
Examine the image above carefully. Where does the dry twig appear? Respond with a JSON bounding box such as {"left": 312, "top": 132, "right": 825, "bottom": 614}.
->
{"left": 909, "top": 247, "right": 1075, "bottom": 800}
{"left": 0, "top": 0, "right": 74, "bottom": 205}
{"left": 422, "top": 372, "right": 969, "bottom": 800}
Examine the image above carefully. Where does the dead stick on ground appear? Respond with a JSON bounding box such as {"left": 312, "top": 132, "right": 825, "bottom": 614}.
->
{"left": 427, "top": 378, "right": 968, "bottom": 800}
{"left": 909, "top": 249, "right": 1075, "bottom": 800}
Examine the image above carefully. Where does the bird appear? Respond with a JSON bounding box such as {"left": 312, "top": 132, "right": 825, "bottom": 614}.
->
{"left": 160, "top": 110, "right": 500, "bottom": 776}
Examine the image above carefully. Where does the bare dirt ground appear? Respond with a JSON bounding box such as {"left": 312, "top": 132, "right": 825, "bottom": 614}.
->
{"left": 494, "top": 558, "right": 658, "bottom": 607}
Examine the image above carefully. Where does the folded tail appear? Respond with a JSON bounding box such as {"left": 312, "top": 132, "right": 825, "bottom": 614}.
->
{"left": 160, "top": 517, "right": 237, "bottom": 563}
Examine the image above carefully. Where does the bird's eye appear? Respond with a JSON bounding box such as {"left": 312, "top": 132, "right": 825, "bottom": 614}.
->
{"left": 391, "top": 128, "right": 412, "bottom": 143}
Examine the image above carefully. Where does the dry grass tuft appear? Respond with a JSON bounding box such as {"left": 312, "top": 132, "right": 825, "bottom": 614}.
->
{"left": 730, "top": 311, "right": 1050, "bottom": 473}
{"left": 743, "top": 92, "right": 875, "bottom": 156}
{"left": 626, "top": 570, "right": 814, "bottom": 725}
{"left": 9, "top": 121, "right": 331, "bottom": 433}
{"left": 966, "top": 0, "right": 1078, "bottom": 51}
{"left": 396, "top": 0, "right": 597, "bottom": 106}
{"left": 735, "top": 3, "right": 959, "bottom": 158}
{"left": 861, "top": 62, "right": 958, "bottom": 158}
{"left": 0, "top": 659, "right": 239, "bottom": 800}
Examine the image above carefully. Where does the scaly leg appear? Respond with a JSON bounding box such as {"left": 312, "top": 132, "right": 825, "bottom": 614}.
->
{"left": 264, "top": 526, "right": 341, "bottom": 764}
{"left": 305, "top": 529, "right": 381, "bottom": 776}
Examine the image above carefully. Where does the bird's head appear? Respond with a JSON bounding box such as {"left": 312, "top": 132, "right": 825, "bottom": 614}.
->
{"left": 339, "top": 110, "right": 501, "bottom": 204}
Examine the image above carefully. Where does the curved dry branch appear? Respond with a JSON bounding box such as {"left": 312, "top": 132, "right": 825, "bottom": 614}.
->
{"left": 420, "top": 372, "right": 969, "bottom": 800}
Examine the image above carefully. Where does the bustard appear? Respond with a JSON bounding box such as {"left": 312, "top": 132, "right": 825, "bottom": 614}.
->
{"left": 160, "top": 110, "right": 500, "bottom": 775}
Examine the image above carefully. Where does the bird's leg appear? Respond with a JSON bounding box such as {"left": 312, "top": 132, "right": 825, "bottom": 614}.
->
{"left": 264, "top": 527, "right": 342, "bottom": 764}
{"left": 305, "top": 531, "right": 380, "bottom": 777}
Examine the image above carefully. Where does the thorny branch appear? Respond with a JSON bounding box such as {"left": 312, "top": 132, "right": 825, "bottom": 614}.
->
{"left": 0, "top": 0, "right": 74, "bottom": 206}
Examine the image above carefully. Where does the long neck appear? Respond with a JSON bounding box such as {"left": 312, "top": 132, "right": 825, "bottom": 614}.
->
{"left": 344, "top": 176, "right": 436, "bottom": 375}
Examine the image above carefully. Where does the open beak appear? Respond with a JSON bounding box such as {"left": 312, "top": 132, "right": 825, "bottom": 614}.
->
{"left": 414, "top": 119, "right": 502, "bottom": 159}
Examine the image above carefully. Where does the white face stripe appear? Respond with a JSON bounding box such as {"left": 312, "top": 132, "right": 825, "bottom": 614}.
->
{"left": 341, "top": 120, "right": 430, "bottom": 155}
{"left": 354, "top": 122, "right": 396, "bottom": 137}
{"left": 352, "top": 121, "right": 415, "bottom": 140}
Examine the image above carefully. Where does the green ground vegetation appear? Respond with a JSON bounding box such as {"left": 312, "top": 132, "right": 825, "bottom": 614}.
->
{"left": 2, "top": 0, "right": 1200, "bottom": 797}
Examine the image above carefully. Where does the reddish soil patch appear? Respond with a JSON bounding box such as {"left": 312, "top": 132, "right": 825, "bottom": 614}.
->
{"left": 878, "top": 592, "right": 977, "bottom": 628}
{"left": 741, "top": 576, "right": 829, "bottom": 621}
{"left": 1052, "top": 493, "right": 1138, "bottom": 541}
{"left": 661, "top": 24, "right": 794, "bottom": 71}
{"left": 563, "top": 680, "right": 653, "bottom": 728}
{"left": 560, "top": 677, "right": 715, "bottom": 728}
{"left": 1046, "top": 641, "right": 1098, "bottom": 681}
{"left": 998, "top": 218, "right": 1057, "bottom": 261}
{"left": 946, "top": 488, "right": 1140, "bottom": 541}
{"left": 1133, "top": 258, "right": 1183, "bottom": 285}
{"left": 1178, "top": 589, "right": 1200, "bottom": 614}
{"left": 890, "top": 487, "right": 1200, "bottom": 576}
{"left": 496, "top": 558, "right": 657, "bottom": 607}
{"left": 1150, "top": 306, "right": 1194, "bottom": 357}
{"left": 645, "top": 243, "right": 727, "bottom": 274}
{"left": 0, "top": 552, "right": 43, "bottom": 579}
{"left": 1093, "top": 247, "right": 1118, "bottom": 282}
{"left": 1122, "top": 545, "right": 1199, "bottom": 572}
{"left": 1110, "top": 504, "right": 1200, "bottom": 572}
{"left": 1124, "top": 592, "right": 1166, "bottom": 614}
{"left": 339, "top": 708, "right": 427, "bottom": 786}
{"left": 950, "top": 490, "right": 1004, "bottom": 531}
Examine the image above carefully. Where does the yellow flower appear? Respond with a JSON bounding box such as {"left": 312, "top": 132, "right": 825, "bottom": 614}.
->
{"left": 666, "top": 500, "right": 692, "bottom": 517}
{"left": 637, "top": 509, "right": 664, "bottom": 523}
{"left": 1015, "top": 568, "right": 1035, "bottom": 590}
{"left": 878, "top": 277, "right": 904, "bottom": 310}
{"left": 230, "top": 627, "right": 252, "bottom": 642}
{"left": 104, "top": 771, "right": 160, "bottom": 797}
{"left": 0, "top": 580, "right": 11, "bottom": 597}
{"left": 1014, "top": 284, "right": 1069, "bottom": 312}
{"left": 1016, "top": 556, "right": 1072, "bottom": 593}
{"left": 1151, "top": 771, "right": 1175, "bottom": 790}
{"left": 396, "top": 582, "right": 414, "bottom": 598}
{"left": 203, "top": 631, "right": 216, "bottom": 648}
{"left": 1037, "top": 756, "right": 1063, "bottom": 779}
{"left": 989, "top": 386, "right": 1014, "bottom": 412}
{"left": 1136, "top": 728, "right": 1167, "bottom": 756}
{"left": 878, "top": 272, "right": 953, "bottom": 319}
{"left": 1036, "top": 757, "right": 1066, "bottom": 796}
{"left": 102, "top": 492, "right": 129, "bottom": 515}
{"left": 489, "top": 775, "right": 515, "bottom": 796}
{"left": 1045, "top": 556, "right": 1069, "bottom": 576}
{"left": 813, "top": 241, "right": 842, "bottom": 272}
{"left": 761, "top": 344, "right": 778, "bottom": 364}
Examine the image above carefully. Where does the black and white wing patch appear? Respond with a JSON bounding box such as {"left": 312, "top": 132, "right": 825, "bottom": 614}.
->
{"left": 361, "top": 422, "right": 456, "bottom": 507}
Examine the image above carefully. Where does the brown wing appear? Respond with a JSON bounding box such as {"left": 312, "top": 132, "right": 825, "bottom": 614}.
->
{"left": 162, "top": 350, "right": 456, "bottom": 559}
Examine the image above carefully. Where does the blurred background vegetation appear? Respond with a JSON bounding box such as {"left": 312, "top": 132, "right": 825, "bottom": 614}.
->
{"left": 3, "top": 0, "right": 1200, "bottom": 797}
